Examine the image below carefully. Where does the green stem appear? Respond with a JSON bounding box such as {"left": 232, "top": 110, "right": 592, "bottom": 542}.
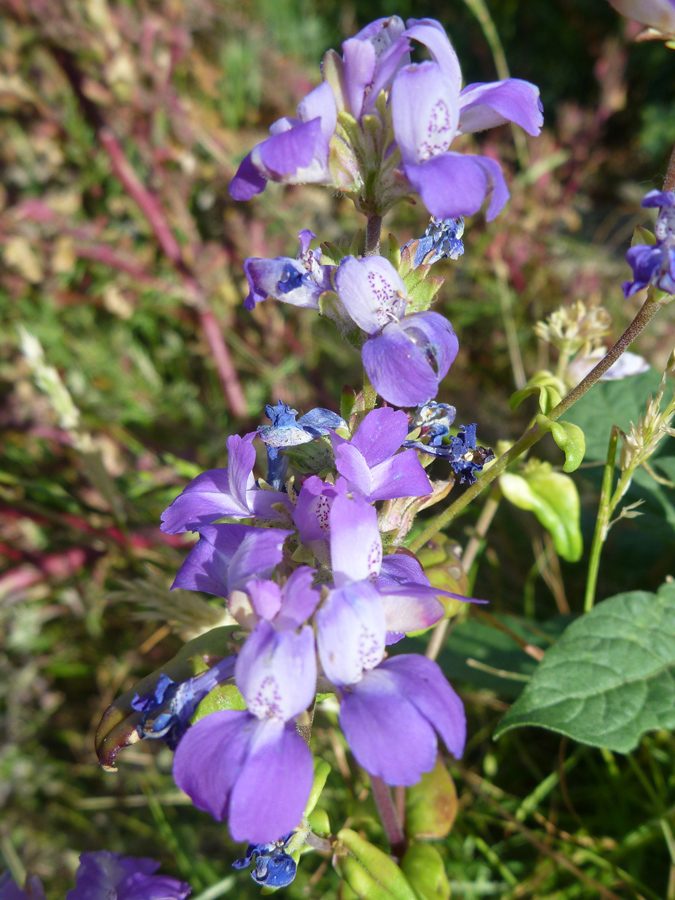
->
{"left": 363, "top": 368, "right": 378, "bottom": 413}
{"left": 365, "top": 214, "right": 382, "bottom": 256}
{"left": 584, "top": 426, "right": 620, "bottom": 612}
{"left": 409, "top": 291, "right": 663, "bottom": 554}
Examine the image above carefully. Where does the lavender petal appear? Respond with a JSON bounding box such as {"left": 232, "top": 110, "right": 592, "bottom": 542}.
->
{"left": 229, "top": 719, "right": 314, "bottom": 844}
{"left": 329, "top": 491, "right": 382, "bottom": 586}
{"left": 402, "top": 152, "right": 510, "bottom": 221}
{"left": 339, "top": 667, "right": 438, "bottom": 784}
{"left": 172, "top": 710, "right": 255, "bottom": 820}
{"left": 316, "top": 581, "right": 386, "bottom": 686}
{"left": 458, "top": 79, "right": 543, "bottom": 136}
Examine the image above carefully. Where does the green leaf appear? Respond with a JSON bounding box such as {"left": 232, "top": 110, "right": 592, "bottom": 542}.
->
{"left": 495, "top": 582, "right": 675, "bottom": 752}
{"left": 510, "top": 372, "right": 564, "bottom": 414}
{"left": 564, "top": 369, "right": 663, "bottom": 461}
{"left": 500, "top": 463, "right": 583, "bottom": 561}
{"left": 535, "top": 415, "right": 586, "bottom": 472}
{"left": 405, "top": 756, "right": 457, "bottom": 839}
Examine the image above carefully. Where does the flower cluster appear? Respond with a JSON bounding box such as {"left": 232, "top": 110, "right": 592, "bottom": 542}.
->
{"left": 92, "top": 13, "right": 530, "bottom": 890}
{"left": 230, "top": 16, "right": 543, "bottom": 221}
{"left": 0, "top": 852, "right": 190, "bottom": 900}
{"left": 154, "top": 404, "right": 477, "bottom": 847}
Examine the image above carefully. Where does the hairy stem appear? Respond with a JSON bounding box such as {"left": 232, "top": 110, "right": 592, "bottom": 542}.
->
{"left": 409, "top": 290, "right": 663, "bottom": 554}
{"left": 365, "top": 215, "right": 382, "bottom": 256}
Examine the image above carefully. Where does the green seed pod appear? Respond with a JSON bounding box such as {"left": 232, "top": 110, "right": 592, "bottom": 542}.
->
{"left": 401, "top": 844, "right": 450, "bottom": 900}
{"left": 337, "top": 829, "right": 416, "bottom": 900}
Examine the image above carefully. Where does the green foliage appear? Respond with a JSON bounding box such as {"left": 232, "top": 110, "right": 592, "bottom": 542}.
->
{"left": 496, "top": 582, "right": 675, "bottom": 751}
{"left": 500, "top": 462, "right": 583, "bottom": 561}
{"left": 565, "top": 370, "right": 664, "bottom": 461}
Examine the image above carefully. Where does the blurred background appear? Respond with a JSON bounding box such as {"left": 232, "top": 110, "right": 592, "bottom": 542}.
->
{"left": 1, "top": 1, "right": 675, "bottom": 896}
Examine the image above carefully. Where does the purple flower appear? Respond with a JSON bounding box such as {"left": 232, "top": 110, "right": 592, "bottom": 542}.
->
{"left": 327, "top": 490, "right": 448, "bottom": 637}
{"left": 131, "top": 656, "right": 236, "bottom": 749}
{"left": 160, "top": 434, "right": 290, "bottom": 535}
{"left": 243, "top": 230, "right": 333, "bottom": 311}
{"left": 335, "top": 255, "right": 459, "bottom": 407}
{"left": 332, "top": 407, "right": 432, "bottom": 501}
{"left": 65, "top": 852, "right": 190, "bottom": 900}
{"left": 173, "top": 621, "right": 315, "bottom": 842}
{"left": 1, "top": 855, "right": 190, "bottom": 900}
{"left": 233, "top": 836, "right": 297, "bottom": 887}
{"left": 234, "top": 567, "right": 320, "bottom": 632}
{"left": 339, "top": 16, "right": 408, "bottom": 120}
{"left": 229, "top": 82, "right": 337, "bottom": 200}
{"left": 0, "top": 874, "right": 45, "bottom": 900}
{"left": 390, "top": 19, "right": 543, "bottom": 221}
{"left": 623, "top": 190, "right": 675, "bottom": 297}
{"left": 607, "top": 0, "right": 675, "bottom": 34}
{"left": 172, "top": 524, "right": 293, "bottom": 599}
{"left": 315, "top": 509, "right": 466, "bottom": 785}
{"left": 338, "top": 655, "right": 466, "bottom": 784}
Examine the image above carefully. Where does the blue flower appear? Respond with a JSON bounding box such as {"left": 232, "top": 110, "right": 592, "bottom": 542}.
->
{"left": 404, "top": 422, "right": 494, "bottom": 484}
{"left": 131, "top": 657, "right": 235, "bottom": 750}
{"left": 243, "top": 230, "right": 333, "bottom": 310}
{"left": 405, "top": 217, "right": 465, "bottom": 267}
{"left": 624, "top": 190, "right": 675, "bottom": 297}
{"left": 258, "top": 401, "right": 346, "bottom": 489}
{"left": 233, "top": 835, "right": 297, "bottom": 887}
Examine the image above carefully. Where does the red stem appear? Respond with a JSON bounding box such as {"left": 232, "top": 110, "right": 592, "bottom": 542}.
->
{"left": 51, "top": 49, "right": 247, "bottom": 417}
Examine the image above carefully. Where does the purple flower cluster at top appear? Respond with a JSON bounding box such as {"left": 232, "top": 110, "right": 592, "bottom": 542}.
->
{"left": 144, "top": 405, "right": 480, "bottom": 850}
{"left": 0, "top": 852, "right": 190, "bottom": 900}
{"left": 623, "top": 190, "right": 675, "bottom": 297}
{"left": 229, "top": 16, "right": 543, "bottom": 222}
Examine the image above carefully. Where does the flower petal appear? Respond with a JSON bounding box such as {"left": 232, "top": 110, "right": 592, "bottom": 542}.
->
{"left": 368, "top": 450, "right": 432, "bottom": 502}
{"left": 391, "top": 61, "right": 460, "bottom": 166}
{"left": 172, "top": 710, "right": 255, "bottom": 820}
{"left": 332, "top": 441, "right": 373, "bottom": 499}
{"left": 339, "top": 667, "right": 437, "bottom": 784}
{"left": 276, "top": 566, "right": 321, "bottom": 629}
{"left": 335, "top": 256, "right": 407, "bottom": 334}
{"left": 378, "top": 553, "right": 430, "bottom": 587}
{"left": 378, "top": 585, "right": 444, "bottom": 634}
{"left": 229, "top": 719, "right": 314, "bottom": 843}
{"left": 458, "top": 79, "right": 543, "bottom": 136}
{"left": 382, "top": 654, "right": 466, "bottom": 758}
{"left": 362, "top": 323, "right": 439, "bottom": 408}
{"left": 403, "top": 152, "right": 509, "bottom": 221}
{"left": 172, "top": 525, "right": 291, "bottom": 598}
{"left": 236, "top": 621, "right": 317, "bottom": 721}
{"left": 244, "top": 257, "right": 322, "bottom": 310}
{"left": 404, "top": 18, "right": 462, "bottom": 90}
{"left": 253, "top": 117, "right": 324, "bottom": 179}
{"left": 317, "top": 581, "right": 386, "bottom": 686}
{"left": 229, "top": 152, "right": 268, "bottom": 201}
{"left": 351, "top": 407, "right": 409, "bottom": 466}
{"left": 329, "top": 491, "right": 382, "bottom": 586}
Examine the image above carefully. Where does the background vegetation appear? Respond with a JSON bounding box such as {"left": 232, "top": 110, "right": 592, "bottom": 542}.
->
{"left": 1, "top": 1, "right": 674, "bottom": 897}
